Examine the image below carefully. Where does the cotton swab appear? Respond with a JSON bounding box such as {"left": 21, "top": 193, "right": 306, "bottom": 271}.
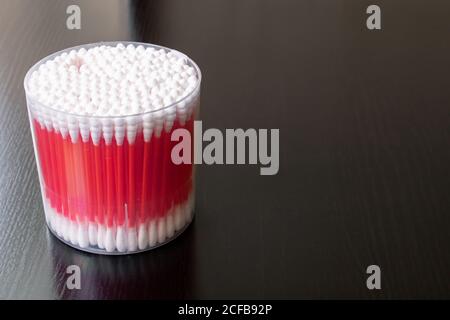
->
{"left": 85, "top": 140, "right": 98, "bottom": 247}
{"left": 61, "top": 133, "right": 72, "bottom": 242}
{"left": 94, "top": 140, "right": 106, "bottom": 249}
{"left": 162, "top": 111, "right": 176, "bottom": 241}
{"left": 138, "top": 113, "right": 153, "bottom": 250}
{"left": 103, "top": 118, "right": 116, "bottom": 252}
{"left": 69, "top": 133, "right": 81, "bottom": 246}
{"left": 89, "top": 118, "right": 102, "bottom": 247}
{"left": 114, "top": 118, "right": 127, "bottom": 252}
{"left": 147, "top": 129, "right": 159, "bottom": 248}
{"left": 126, "top": 116, "right": 138, "bottom": 251}
{"left": 157, "top": 132, "right": 168, "bottom": 244}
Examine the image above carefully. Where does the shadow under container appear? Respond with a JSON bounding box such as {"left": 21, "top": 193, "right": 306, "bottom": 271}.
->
{"left": 24, "top": 42, "right": 201, "bottom": 254}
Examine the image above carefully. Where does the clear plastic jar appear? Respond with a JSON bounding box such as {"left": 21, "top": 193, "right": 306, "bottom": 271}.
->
{"left": 24, "top": 42, "right": 201, "bottom": 254}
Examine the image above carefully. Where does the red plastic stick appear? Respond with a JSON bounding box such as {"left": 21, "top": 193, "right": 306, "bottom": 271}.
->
{"left": 42, "top": 127, "right": 56, "bottom": 208}
{"left": 33, "top": 122, "right": 49, "bottom": 197}
{"left": 140, "top": 138, "right": 151, "bottom": 224}
{"left": 149, "top": 133, "right": 161, "bottom": 221}
{"left": 72, "top": 137, "right": 84, "bottom": 224}
{"left": 93, "top": 142, "right": 104, "bottom": 227}
{"left": 127, "top": 141, "right": 136, "bottom": 228}
{"left": 105, "top": 143, "right": 115, "bottom": 228}
{"left": 159, "top": 130, "right": 170, "bottom": 217}
{"left": 115, "top": 142, "right": 125, "bottom": 227}
{"left": 83, "top": 140, "right": 94, "bottom": 224}
{"left": 55, "top": 132, "right": 68, "bottom": 216}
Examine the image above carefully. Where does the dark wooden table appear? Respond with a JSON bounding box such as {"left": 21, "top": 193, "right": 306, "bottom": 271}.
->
{"left": 0, "top": 0, "right": 449, "bottom": 299}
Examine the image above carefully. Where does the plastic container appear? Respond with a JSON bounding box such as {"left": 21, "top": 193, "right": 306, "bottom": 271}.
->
{"left": 24, "top": 42, "right": 201, "bottom": 254}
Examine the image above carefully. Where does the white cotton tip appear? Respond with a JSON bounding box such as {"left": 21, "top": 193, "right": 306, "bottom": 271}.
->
{"left": 142, "top": 114, "right": 153, "bottom": 142}
{"left": 102, "top": 119, "right": 113, "bottom": 145}
{"left": 35, "top": 113, "right": 44, "bottom": 129}
{"left": 97, "top": 224, "right": 106, "bottom": 249}
{"left": 105, "top": 227, "right": 116, "bottom": 252}
{"left": 88, "top": 223, "right": 98, "bottom": 246}
{"left": 166, "top": 212, "right": 175, "bottom": 238}
{"left": 138, "top": 223, "right": 148, "bottom": 250}
{"left": 52, "top": 211, "right": 59, "bottom": 230}
{"left": 174, "top": 205, "right": 184, "bottom": 231}
{"left": 61, "top": 217, "right": 70, "bottom": 240}
{"left": 44, "top": 204, "right": 51, "bottom": 225}
{"left": 148, "top": 220, "right": 157, "bottom": 247}
{"left": 153, "top": 110, "right": 164, "bottom": 137}
{"left": 43, "top": 112, "right": 53, "bottom": 131}
{"left": 157, "top": 217, "right": 167, "bottom": 244}
{"left": 58, "top": 113, "right": 68, "bottom": 139}
{"left": 126, "top": 117, "right": 138, "bottom": 144}
{"left": 51, "top": 115, "right": 60, "bottom": 134}
{"left": 55, "top": 214, "right": 63, "bottom": 237}
{"left": 164, "top": 111, "right": 176, "bottom": 132}
{"left": 77, "top": 223, "right": 89, "bottom": 248}
{"left": 114, "top": 118, "right": 126, "bottom": 146}
{"left": 127, "top": 227, "right": 138, "bottom": 252}
{"left": 48, "top": 215, "right": 55, "bottom": 234}
{"left": 67, "top": 117, "right": 79, "bottom": 143}
{"left": 79, "top": 118, "right": 90, "bottom": 143}
{"left": 49, "top": 210, "right": 58, "bottom": 232}
{"left": 116, "top": 226, "right": 127, "bottom": 252}
{"left": 69, "top": 221, "right": 78, "bottom": 245}
{"left": 90, "top": 119, "right": 102, "bottom": 146}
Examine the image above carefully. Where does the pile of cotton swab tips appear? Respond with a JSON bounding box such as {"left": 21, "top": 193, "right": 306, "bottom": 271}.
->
{"left": 24, "top": 42, "right": 201, "bottom": 254}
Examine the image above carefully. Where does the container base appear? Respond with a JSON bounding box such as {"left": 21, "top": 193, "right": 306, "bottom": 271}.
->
{"left": 46, "top": 215, "right": 194, "bottom": 255}
{"left": 43, "top": 194, "right": 195, "bottom": 255}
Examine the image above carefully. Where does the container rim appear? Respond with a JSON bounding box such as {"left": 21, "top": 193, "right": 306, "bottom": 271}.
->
{"left": 24, "top": 41, "right": 202, "bottom": 119}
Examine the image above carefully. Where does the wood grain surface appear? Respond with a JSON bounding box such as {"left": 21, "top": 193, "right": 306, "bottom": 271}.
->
{"left": 0, "top": 0, "right": 449, "bottom": 299}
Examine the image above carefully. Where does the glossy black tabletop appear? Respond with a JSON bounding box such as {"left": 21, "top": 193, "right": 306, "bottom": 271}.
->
{"left": 0, "top": 0, "right": 449, "bottom": 299}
